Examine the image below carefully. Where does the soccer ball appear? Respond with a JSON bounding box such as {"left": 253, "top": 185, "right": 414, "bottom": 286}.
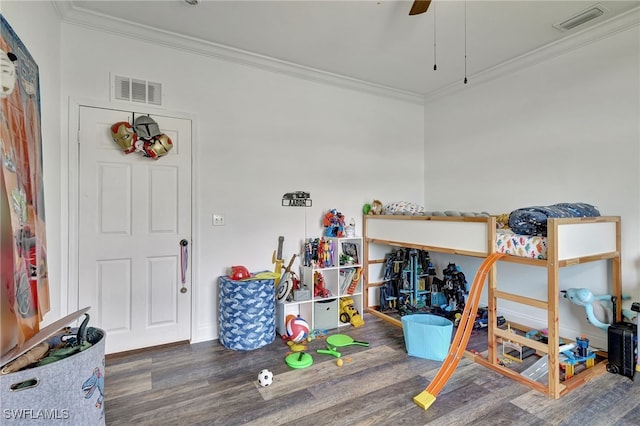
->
{"left": 257, "top": 369, "right": 273, "bottom": 387}
{"left": 286, "top": 316, "right": 310, "bottom": 343}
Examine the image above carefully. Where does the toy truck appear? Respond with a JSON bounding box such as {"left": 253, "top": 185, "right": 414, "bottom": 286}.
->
{"left": 339, "top": 297, "right": 364, "bottom": 328}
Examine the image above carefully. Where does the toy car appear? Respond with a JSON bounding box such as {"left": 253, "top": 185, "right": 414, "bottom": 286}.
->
{"left": 473, "top": 307, "right": 506, "bottom": 329}
{"left": 282, "top": 191, "right": 310, "bottom": 199}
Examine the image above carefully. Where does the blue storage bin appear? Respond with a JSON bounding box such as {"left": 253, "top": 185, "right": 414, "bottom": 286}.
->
{"left": 218, "top": 275, "right": 275, "bottom": 350}
{"left": 402, "top": 314, "right": 453, "bottom": 361}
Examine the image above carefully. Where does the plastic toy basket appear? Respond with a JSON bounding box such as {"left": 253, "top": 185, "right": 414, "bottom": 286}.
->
{"left": 402, "top": 314, "right": 453, "bottom": 361}
{"left": 218, "top": 275, "right": 275, "bottom": 351}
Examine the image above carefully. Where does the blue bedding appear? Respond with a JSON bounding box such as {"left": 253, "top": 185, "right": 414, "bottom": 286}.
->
{"left": 508, "top": 203, "right": 600, "bottom": 236}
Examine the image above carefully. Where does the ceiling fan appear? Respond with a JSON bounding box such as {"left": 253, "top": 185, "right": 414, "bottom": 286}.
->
{"left": 409, "top": 0, "right": 432, "bottom": 16}
{"left": 409, "top": 0, "right": 469, "bottom": 83}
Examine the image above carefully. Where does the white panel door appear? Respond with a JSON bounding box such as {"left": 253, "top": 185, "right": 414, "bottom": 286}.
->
{"left": 77, "top": 106, "right": 192, "bottom": 354}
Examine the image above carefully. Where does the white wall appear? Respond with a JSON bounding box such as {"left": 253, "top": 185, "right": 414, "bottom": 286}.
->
{"left": 7, "top": 0, "right": 635, "bottom": 351}
{"left": 423, "top": 23, "right": 640, "bottom": 348}
{"left": 58, "top": 25, "right": 425, "bottom": 342}
{"left": 2, "top": 2, "right": 63, "bottom": 326}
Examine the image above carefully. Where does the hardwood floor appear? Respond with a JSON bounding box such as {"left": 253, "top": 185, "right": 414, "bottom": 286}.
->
{"left": 104, "top": 314, "right": 639, "bottom": 425}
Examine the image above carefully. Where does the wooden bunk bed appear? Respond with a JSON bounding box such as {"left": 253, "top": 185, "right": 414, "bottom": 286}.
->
{"left": 362, "top": 214, "right": 621, "bottom": 399}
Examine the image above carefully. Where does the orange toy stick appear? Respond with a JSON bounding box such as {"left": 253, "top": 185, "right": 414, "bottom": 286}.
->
{"left": 414, "top": 253, "right": 504, "bottom": 410}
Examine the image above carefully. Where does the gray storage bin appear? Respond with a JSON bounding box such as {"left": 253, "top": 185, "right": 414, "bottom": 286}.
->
{"left": 314, "top": 298, "right": 338, "bottom": 330}
{"left": 0, "top": 327, "right": 106, "bottom": 425}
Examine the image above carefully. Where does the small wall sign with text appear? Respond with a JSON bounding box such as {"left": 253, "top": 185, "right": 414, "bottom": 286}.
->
{"left": 282, "top": 191, "right": 312, "bottom": 207}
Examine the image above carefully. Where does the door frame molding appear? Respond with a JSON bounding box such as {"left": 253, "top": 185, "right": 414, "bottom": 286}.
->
{"left": 65, "top": 98, "right": 198, "bottom": 341}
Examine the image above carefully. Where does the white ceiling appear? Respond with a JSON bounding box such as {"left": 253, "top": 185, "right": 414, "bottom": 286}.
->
{"left": 63, "top": 1, "right": 640, "bottom": 97}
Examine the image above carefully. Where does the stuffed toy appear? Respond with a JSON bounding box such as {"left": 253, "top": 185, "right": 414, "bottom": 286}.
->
{"left": 370, "top": 200, "right": 383, "bottom": 215}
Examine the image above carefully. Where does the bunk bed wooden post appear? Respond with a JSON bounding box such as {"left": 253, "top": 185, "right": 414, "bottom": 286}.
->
{"left": 486, "top": 216, "right": 498, "bottom": 367}
{"left": 363, "top": 214, "right": 370, "bottom": 313}
{"left": 362, "top": 215, "right": 403, "bottom": 327}
{"left": 614, "top": 218, "right": 622, "bottom": 320}
{"left": 546, "top": 219, "right": 561, "bottom": 399}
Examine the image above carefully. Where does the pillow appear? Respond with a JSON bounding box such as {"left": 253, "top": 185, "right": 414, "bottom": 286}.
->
{"left": 383, "top": 201, "right": 425, "bottom": 215}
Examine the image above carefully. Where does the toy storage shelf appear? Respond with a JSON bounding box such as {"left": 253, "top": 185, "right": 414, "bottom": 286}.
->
{"left": 276, "top": 237, "right": 363, "bottom": 335}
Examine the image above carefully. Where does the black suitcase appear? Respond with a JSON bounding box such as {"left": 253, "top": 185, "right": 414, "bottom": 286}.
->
{"left": 606, "top": 297, "right": 637, "bottom": 379}
{"left": 606, "top": 321, "right": 636, "bottom": 379}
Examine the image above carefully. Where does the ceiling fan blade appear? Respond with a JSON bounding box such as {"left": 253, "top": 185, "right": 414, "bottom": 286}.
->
{"left": 409, "top": 0, "right": 431, "bottom": 16}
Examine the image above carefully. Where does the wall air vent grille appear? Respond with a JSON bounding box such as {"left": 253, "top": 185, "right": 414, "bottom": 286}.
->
{"left": 114, "top": 75, "right": 130, "bottom": 101}
{"left": 131, "top": 79, "right": 146, "bottom": 103}
{"left": 553, "top": 4, "right": 607, "bottom": 32}
{"left": 147, "top": 81, "right": 162, "bottom": 106}
{"left": 112, "top": 74, "right": 163, "bottom": 106}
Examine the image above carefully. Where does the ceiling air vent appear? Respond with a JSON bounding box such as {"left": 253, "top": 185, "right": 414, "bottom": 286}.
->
{"left": 553, "top": 4, "right": 607, "bottom": 32}
{"left": 112, "top": 75, "right": 162, "bottom": 106}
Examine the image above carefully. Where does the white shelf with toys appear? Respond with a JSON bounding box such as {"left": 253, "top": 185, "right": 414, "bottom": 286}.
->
{"left": 276, "top": 236, "right": 365, "bottom": 336}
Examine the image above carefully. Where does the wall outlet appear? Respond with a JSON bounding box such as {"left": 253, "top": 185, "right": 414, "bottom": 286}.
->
{"left": 212, "top": 214, "right": 225, "bottom": 226}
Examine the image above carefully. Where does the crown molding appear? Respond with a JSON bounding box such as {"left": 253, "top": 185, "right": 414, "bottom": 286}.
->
{"left": 51, "top": 1, "right": 425, "bottom": 105}
{"left": 424, "top": 6, "right": 640, "bottom": 104}
{"left": 52, "top": 2, "right": 638, "bottom": 107}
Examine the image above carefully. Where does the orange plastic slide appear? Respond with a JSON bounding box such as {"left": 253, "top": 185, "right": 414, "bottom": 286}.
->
{"left": 413, "top": 252, "right": 504, "bottom": 410}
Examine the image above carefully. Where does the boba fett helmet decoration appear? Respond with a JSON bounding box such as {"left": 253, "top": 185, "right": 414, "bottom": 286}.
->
{"left": 134, "top": 115, "right": 161, "bottom": 139}
{"left": 110, "top": 115, "right": 173, "bottom": 159}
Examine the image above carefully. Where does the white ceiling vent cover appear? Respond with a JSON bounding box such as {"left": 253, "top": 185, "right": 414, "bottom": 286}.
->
{"left": 113, "top": 75, "right": 162, "bottom": 106}
{"left": 553, "top": 4, "right": 607, "bottom": 32}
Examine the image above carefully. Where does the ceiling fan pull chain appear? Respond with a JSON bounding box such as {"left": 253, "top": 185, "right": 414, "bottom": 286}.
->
{"left": 433, "top": 3, "right": 437, "bottom": 71}
{"left": 464, "top": 0, "right": 468, "bottom": 84}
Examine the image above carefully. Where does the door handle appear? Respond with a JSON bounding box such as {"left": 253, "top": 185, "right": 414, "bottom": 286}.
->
{"left": 180, "top": 239, "right": 189, "bottom": 293}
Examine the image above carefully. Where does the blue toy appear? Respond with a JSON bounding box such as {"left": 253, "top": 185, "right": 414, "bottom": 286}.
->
{"left": 559, "top": 336, "right": 596, "bottom": 380}
{"left": 561, "top": 288, "right": 632, "bottom": 332}
{"left": 323, "top": 209, "right": 345, "bottom": 237}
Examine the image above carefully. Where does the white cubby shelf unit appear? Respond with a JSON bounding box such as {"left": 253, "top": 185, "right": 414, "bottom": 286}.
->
{"left": 276, "top": 237, "right": 364, "bottom": 335}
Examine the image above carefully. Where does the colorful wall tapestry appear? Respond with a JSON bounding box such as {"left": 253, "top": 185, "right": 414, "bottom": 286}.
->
{"left": 1, "top": 14, "right": 50, "bottom": 358}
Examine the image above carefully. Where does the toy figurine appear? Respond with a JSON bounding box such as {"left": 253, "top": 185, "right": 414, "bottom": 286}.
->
{"left": 323, "top": 209, "right": 345, "bottom": 237}
{"left": 328, "top": 239, "right": 335, "bottom": 267}
{"left": 323, "top": 209, "right": 336, "bottom": 228}
{"left": 317, "top": 237, "right": 325, "bottom": 267}
{"left": 323, "top": 239, "right": 331, "bottom": 267}
{"left": 304, "top": 239, "right": 313, "bottom": 267}
{"left": 314, "top": 271, "right": 331, "bottom": 298}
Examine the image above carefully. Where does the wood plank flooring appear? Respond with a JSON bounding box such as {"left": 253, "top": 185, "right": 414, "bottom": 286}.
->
{"left": 104, "top": 314, "right": 639, "bottom": 425}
